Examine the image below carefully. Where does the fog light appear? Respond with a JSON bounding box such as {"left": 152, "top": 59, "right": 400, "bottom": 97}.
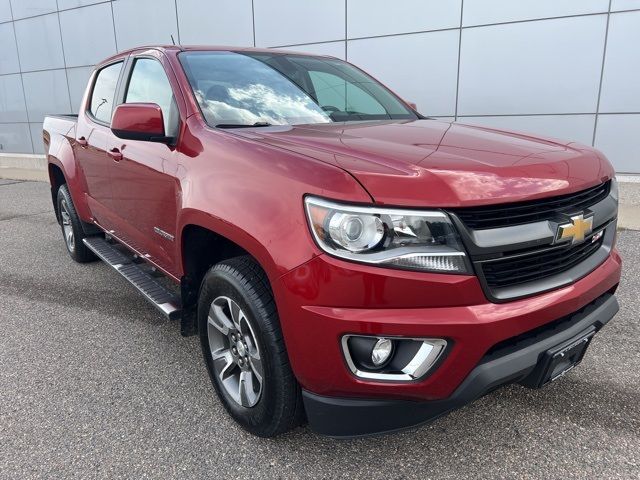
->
{"left": 342, "top": 335, "right": 448, "bottom": 381}
{"left": 371, "top": 338, "right": 393, "bottom": 366}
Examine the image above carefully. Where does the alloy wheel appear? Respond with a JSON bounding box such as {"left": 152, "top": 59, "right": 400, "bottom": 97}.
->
{"left": 207, "top": 296, "right": 264, "bottom": 407}
{"left": 60, "top": 199, "right": 75, "bottom": 252}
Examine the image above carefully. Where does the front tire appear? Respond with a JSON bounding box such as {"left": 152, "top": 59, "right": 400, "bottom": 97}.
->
{"left": 198, "top": 256, "right": 303, "bottom": 437}
{"left": 56, "top": 184, "right": 96, "bottom": 263}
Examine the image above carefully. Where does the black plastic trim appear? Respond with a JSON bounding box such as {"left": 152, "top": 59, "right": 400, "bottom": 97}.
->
{"left": 449, "top": 181, "right": 611, "bottom": 230}
{"left": 111, "top": 128, "right": 174, "bottom": 144}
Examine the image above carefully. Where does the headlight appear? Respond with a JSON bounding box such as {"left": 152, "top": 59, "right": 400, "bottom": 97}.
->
{"left": 304, "top": 196, "right": 470, "bottom": 273}
{"left": 610, "top": 177, "right": 619, "bottom": 202}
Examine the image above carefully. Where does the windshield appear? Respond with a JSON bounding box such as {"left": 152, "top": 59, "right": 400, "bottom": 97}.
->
{"left": 179, "top": 51, "right": 417, "bottom": 127}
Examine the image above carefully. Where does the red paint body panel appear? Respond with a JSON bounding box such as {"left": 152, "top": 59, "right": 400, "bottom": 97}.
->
{"left": 174, "top": 115, "right": 373, "bottom": 279}
{"left": 42, "top": 46, "right": 622, "bottom": 404}
{"left": 111, "top": 103, "right": 165, "bottom": 137}
{"left": 232, "top": 121, "right": 613, "bottom": 207}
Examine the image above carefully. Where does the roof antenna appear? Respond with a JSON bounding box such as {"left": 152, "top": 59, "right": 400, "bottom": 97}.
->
{"left": 170, "top": 34, "right": 176, "bottom": 46}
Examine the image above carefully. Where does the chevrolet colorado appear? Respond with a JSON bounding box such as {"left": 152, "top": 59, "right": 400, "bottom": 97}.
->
{"left": 43, "top": 46, "right": 621, "bottom": 438}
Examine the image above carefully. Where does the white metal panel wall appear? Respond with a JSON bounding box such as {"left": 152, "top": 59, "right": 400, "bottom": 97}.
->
{"left": 0, "top": 0, "right": 637, "bottom": 173}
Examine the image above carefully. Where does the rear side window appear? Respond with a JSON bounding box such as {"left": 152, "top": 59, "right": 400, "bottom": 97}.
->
{"left": 89, "top": 62, "right": 123, "bottom": 124}
{"left": 125, "top": 58, "right": 178, "bottom": 137}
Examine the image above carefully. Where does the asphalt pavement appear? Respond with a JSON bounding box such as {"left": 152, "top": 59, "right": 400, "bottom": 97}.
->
{"left": 1, "top": 180, "right": 638, "bottom": 479}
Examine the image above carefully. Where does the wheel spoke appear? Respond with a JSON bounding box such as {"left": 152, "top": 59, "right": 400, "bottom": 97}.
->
{"left": 210, "top": 346, "right": 229, "bottom": 361}
{"left": 249, "top": 361, "right": 263, "bottom": 384}
{"left": 217, "top": 351, "right": 236, "bottom": 381}
{"left": 228, "top": 298, "right": 242, "bottom": 330}
{"left": 241, "top": 316, "right": 263, "bottom": 382}
{"left": 208, "top": 303, "right": 234, "bottom": 335}
{"left": 60, "top": 200, "right": 75, "bottom": 251}
{"left": 248, "top": 349, "right": 263, "bottom": 382}
{"left": 239, "top": 370, "right": 257, "bottom": 408}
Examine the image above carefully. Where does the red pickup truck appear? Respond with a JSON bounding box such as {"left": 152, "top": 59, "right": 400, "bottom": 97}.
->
{"left": 43, "top": 46, "right": 621, "bottom": 438}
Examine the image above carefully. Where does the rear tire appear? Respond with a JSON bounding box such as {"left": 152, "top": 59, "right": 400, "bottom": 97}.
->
{"left": 198, "top": 256, "right": 303, "bottom": 437}
{"left": 56, "top": 184, "right": 96, "bottom": 263}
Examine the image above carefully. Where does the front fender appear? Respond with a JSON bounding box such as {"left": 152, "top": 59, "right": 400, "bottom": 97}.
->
{"left": 177, "top": 208, "right": 282, "bottom": 284}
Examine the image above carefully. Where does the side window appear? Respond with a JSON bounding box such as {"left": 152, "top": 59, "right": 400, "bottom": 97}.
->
{"left": 126, "top": 58, "right": 178, "bottom": 137}
{"left": 309, "top": 71, "right": 386, "bottom": 115}
{"left": 89, "top": 62, "right": 123, "bottom": 124}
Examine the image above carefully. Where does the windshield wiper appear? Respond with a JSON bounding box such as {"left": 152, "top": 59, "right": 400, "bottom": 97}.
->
{"left": 215, "top": 121, "right": 273, "bottom": 129}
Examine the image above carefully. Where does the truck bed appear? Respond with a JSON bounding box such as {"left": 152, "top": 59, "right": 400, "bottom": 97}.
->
{"left": 47, "top": 114, "right": 78, "bottom": 119}
{"left": 43, "top": 114, "right": 78, "bottom": 154}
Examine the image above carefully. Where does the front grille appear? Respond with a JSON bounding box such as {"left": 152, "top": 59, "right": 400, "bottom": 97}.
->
{"left": 481, "top": 233, "right": 604, "bottom": 289}
{"left": 452, "top": 181, "right": 610, "bottom": 230}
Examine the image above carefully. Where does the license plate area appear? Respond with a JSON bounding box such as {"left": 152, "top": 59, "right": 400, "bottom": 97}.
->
{"left": 521, "top": 327, "right": 596, "bottom": 388}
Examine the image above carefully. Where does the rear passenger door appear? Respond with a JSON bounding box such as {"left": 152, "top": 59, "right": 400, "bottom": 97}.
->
{"left": 107, "top": 52, "right": 182, "bottom": 275}
{"left": 76, "top": 61, "right": 123, "bottom": 227}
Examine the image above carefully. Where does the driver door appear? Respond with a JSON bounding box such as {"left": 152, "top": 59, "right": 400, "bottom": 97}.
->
{"left": 107, "top": 53, "right": 182, "bottom": 275}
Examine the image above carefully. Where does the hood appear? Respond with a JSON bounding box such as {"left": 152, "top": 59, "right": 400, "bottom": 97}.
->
{"left": 233, "top": 119, "right": 613, "bottom": 207}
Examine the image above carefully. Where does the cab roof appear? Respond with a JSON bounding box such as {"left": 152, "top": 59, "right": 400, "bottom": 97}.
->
{"left": 99, "top": 44, "right": 335, "bottom": 66}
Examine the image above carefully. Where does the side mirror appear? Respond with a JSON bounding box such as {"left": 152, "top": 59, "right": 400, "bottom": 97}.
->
{"left": 111, "top": 103, "right": 170, "bottom": 143}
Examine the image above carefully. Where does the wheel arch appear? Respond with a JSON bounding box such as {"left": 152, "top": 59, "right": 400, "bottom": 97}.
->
{"left": 46, "top": 132, "right": 93, "bottom": 223}
{"left": 48, "top": 162, "right": 66, "bottom": 221}
{"left": 178, "top": 217, "right": 279, "bottom": 317}
{"left": 181, "top": 223, "right": 253, "bottom": 287}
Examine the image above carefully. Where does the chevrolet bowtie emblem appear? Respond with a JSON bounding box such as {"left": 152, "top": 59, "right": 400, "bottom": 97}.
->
{"left": 556, "top": 213, "right": 594, "bottom": 245}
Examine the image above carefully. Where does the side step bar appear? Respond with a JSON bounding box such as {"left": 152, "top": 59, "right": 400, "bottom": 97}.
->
{"left": 83, "top": 237, "right": 182, "bottom": 320}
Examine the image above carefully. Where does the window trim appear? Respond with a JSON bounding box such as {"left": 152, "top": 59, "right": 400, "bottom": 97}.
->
{"left": 85, "top": 59, "right": 126, "bottom": 128}
{"left": 122, "top": 54, "right": 180, "bottom": 142}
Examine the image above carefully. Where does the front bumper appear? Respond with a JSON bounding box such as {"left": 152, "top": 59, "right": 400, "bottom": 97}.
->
{"left": 302, "top": 292, "right": 619, "bottom": 437}
{"left": 275, "top": 248, "right": 621, "bottom": 400}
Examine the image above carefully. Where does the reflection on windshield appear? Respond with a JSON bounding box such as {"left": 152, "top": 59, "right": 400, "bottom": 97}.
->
{"left": 180, "top": 51, "right": 416, "bottom": 127}
{"left": 194, "top": 83, "right": 330, "bottom": 126}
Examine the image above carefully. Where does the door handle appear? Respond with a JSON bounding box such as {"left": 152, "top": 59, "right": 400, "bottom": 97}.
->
{"left": 77, "top": 137, "right": 88, "bottom": 147}
{"left": 108, "top": 148, "right": 123, "bottom": 162}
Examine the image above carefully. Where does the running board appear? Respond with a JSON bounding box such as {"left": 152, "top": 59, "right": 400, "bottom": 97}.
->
{"left": 83, "top": 237, "right": 182, "bottom": 320}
